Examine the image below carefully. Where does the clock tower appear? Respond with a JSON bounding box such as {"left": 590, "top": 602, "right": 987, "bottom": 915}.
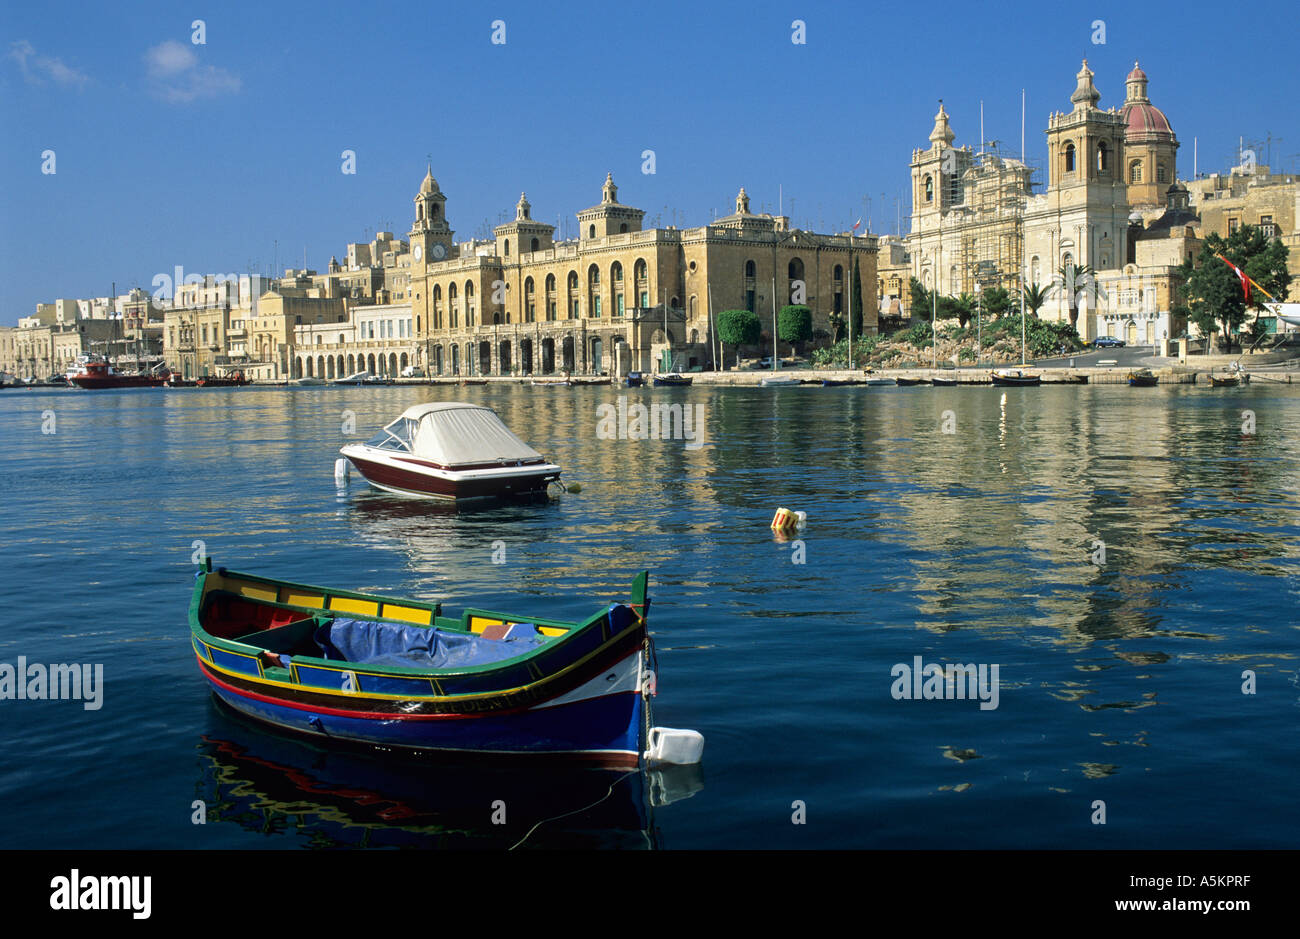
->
{"left": 409, "top": 167, "right": 455, "bottom": 266}
{"left": 410, "top": 167, "right": 455, "bottom": 348}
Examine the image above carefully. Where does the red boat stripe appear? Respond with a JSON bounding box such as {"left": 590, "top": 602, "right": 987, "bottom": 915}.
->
{"left": 197, "top": 657, "right": 636, "bottom": 721}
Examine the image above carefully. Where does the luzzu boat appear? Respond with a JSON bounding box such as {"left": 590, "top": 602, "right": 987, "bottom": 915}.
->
{"left": 189, "top": 560, "right": 664, "bottom": 766}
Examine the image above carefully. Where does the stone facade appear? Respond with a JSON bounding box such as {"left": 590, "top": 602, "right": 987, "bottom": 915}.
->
{"left": 408, "top": 175, "right": 878, "bottom": 376}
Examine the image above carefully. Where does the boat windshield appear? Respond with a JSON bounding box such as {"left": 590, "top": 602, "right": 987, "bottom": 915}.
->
{"left": 366, "top": 417, "right": 417, "bottom": 452}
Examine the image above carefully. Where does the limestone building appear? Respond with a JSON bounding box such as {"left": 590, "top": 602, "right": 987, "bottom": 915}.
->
{"left": 408, "top": 171, "right": 878, "bottom": 376}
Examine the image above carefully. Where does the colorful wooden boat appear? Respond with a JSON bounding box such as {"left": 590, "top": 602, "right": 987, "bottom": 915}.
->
{"left": 652, "top": 373, "right": 692, "bottom": 387}
{"left": 624, "top": 371, "right": 645, "bottom": 387}
{"left": 1128, "top": 368, "right": 1158, "bottom": 387}
{"left": 190, "top": 560, "right": 656, "bottom": 766}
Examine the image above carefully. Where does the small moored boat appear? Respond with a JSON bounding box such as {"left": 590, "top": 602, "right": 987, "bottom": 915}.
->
{"left": 652, "top": 373, "right": 692, "bottom": 387}
{"left": 760, "top": 374, "right": 800, "bottom": 386}
{"left": 340, "top": 402, "right": 561, "bottom": 500}
{"left": 931, "top": 376, "right": 959, "bottom": 386}
{"left": 1128, "top": 368, "right": 1158, "bottom": 387}
{"left": 990, "top": 368, "right": 1042, "bottom": 387}
{"left": 895, "top": 377, "right": 931, "bottom": 386}
{"left": 189, "top": 561, "right": 683, "bottom": 766}
{"left": 624, "top": 371, "right": 645, "bottom": 388}
{"left": 197, "top": 371, "right": 250, "bottom": 387}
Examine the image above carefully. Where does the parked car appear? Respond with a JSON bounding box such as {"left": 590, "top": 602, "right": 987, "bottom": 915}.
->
{"left": 1093, "top": 336, "right": 1126, "bottom": 348}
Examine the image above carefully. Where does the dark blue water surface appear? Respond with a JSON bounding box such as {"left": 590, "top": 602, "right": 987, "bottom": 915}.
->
{"left": 0, "top": 381, "right": 1296, "bottom": 849}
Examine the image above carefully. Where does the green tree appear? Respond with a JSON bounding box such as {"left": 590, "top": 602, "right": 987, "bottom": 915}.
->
{"left": 1054, "top": 263, "right": 1102, "bottom": 329}
{"left": 1180, "top": 226, "right": 1291, "bottom": 353}
{"left": 981, "top": 286, "right": 1011, "bottom": 319}
{"left": 909, "top": 277, "right": 932, "bottom": 319}
{"left": 850, "top": 257, "right": 865, "bottom": 337}
{"left": 778, "top": 304, "right": 813, "bottom": 354}
{"left": 716, "top": 308, "right": 762, "bottom": 369}
{"left": 1022, "top": 281, "right": 1050, "bottom": 318}
{"left": 951, "top": 292, "right": 976, "bottom": 328}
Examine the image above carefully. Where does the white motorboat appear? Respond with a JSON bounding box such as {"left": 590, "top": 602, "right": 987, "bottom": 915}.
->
{"left": 340, "top": 402, "right": 561, "bottom": 500}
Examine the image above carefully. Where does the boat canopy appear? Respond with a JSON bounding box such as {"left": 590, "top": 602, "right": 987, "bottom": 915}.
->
{"left": 372, "top": 402, "right": 544, "bottom": 467}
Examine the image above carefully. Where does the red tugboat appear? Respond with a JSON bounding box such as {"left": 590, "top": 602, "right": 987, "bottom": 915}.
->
{"left": 69, "top": 356, "right": 168, "bottom": 389}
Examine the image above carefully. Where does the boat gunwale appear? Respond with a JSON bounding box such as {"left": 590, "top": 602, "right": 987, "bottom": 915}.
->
{"left": 189, "top": 565, "right": 639, "bottom": 684}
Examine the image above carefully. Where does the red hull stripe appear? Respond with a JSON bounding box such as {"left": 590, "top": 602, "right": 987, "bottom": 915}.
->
{"left": 197, "top": 656, "right": 636, "bottom": 722}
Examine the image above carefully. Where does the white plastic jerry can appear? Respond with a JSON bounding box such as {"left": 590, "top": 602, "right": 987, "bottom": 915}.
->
{"left": 645, "top": 726, "right": 705, "bottom": 766}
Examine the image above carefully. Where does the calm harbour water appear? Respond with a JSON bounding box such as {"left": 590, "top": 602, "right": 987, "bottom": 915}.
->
{"left": 0, "top": 380, "right": 1297, "bottom": 849}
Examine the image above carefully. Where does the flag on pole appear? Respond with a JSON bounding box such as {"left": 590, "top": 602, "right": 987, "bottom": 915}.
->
{"left": 1217, "top": 253, "right": 1250, "bottom": 303}
{"left": 852, "top": 218, "right": 862, "bottom": 232}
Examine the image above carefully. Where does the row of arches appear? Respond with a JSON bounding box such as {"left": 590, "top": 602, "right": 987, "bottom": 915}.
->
{"left": 427, "top": 335, "right": 614, "bottom": 376}
{"left": 293, "top": 351, "right": 410, "bottom": 380}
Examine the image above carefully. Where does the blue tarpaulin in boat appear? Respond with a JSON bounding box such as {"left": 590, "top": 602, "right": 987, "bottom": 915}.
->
{"left": 313, "top": 618, "right": 545, "bottom": 670}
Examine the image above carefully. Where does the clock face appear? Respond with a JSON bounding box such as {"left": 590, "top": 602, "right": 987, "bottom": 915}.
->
{"left": 413, "top": 244, "right": 422, "bottom": 260}
{"left": 431, "top": 242, "right": 447, "bottom": 260}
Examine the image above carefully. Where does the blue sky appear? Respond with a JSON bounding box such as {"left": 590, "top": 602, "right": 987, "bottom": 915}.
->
{"left": 1, "top": 0, "right": 1295, "bottom": 325}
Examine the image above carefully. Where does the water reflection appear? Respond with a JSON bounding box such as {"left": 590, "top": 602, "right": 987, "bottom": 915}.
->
{"left": 196, "top": 699, "right": 681, "bottom": 849}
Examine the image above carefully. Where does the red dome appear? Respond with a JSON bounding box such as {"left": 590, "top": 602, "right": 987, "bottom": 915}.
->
{"left": 1126, "top": 63, "right": 1148, "bottom": 82}
{"left": 1123, "top": 101, "right": 1173, "bottom": 139}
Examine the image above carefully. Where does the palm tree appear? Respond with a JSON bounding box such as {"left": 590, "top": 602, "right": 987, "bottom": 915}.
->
{"left": 1022, "top": 281, "right": 1050, "bottom": 318}
{"left": 952, "top": 292, "right": 976, "bottom": 328}
{"left": 1054, "top": 263, "right": 1103, "bottom": 329}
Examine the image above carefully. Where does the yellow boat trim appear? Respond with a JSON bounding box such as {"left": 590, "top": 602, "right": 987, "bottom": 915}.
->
{"left": 196, "top": 628, "right": 626, "bottom": 704}
{"left": 330, "top": 596, "right": 379, "bottom": 617}
{"left": 381, "top": 604, "right": 433, "bottom": 626}
{"left": 236, "top": 582, "right": 278, "bottom": 603}
{"left": 281, "top": 590, "right": 324, "bottom": 609}
{"left": 470, "top": 615, "right": 566, "bottom": 638}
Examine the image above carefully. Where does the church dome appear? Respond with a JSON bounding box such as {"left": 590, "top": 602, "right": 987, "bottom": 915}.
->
{"left": 419, "top": 166, "right": 440, "bottom": 195}
{"left": 1121, "top": 61, "right": 1174, "bottom": 141}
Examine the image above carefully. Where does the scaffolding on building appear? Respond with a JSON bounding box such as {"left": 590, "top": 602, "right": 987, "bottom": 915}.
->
{"left": 951, "top": 141, "right": 1042, "bottom": 304}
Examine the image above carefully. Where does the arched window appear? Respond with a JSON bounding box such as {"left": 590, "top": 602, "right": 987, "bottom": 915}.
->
{"left": 1064, "top": 142, "right": 1076, "bottom": 173}
{"left": 504, "top": 239, "right": 510, "bottom": 257}
{"left": 465, "top": 280, "right": 475, "bottom": 327}
{"left": 524, "top": 276, "right": 535, "bottom": 323}
{"left": 568, "top": 270, "right": 580, "bottom": 318}
{"left": 788, "top": 258, "right": 804, "bottom": 281}
{"left": 530, "top": 237, "right": 539, "bottom": 252}
{"left": 745, "top": 260, "right": 756, "bottom": 278}
{"left": 449, "top": 282, "right": 458, "bottom": 329}
{"left": 924, "top": 175, "right": 934, "bottom": 202}
{"left": 588, "top": 224, "right": 596, "bottom": 239}
{"left": 619, "top": 223, "right": 628, "bottom": 233}
{"left": 1097, "top": 141, "right": 1110, "bottom": 173}
{"left": 1030, "top": 256, "right": 1041, "bottom": 285}
{"left": 1130, "top": 160, "right": 1143, "bottom": 183}
{"left": 545, "top": 273, "right": 557, "bottom": 320}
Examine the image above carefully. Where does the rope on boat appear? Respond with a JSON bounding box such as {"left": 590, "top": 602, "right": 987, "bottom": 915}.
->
{"left": 506, "top": 769, "right": 640, "bottom": 851}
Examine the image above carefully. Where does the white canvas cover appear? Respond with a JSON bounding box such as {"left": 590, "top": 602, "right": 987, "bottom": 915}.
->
{"left": 399, "top": 403, "right": 543, "bottom": 467}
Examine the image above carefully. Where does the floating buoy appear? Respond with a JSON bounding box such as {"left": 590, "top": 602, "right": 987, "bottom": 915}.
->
{"left": 334, "top": 458, "right": 349, "bottom": 486}
{"left": 566, "top": 482, "right": 582, "bottom": 494}
{"left": 644, "top": 726, "right": 705, "bottom": 767}
{"left": 771, "top": 507, "right": 803, "bottom": 532}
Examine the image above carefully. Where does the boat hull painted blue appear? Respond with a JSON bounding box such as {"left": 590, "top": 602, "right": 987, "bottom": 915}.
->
{"left": 205, "top": 673, "right": 644, "bottom": 761}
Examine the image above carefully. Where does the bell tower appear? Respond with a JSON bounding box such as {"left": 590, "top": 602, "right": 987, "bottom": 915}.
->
{"left": 409, "top": 166, "right": 454, "bottom": 266}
